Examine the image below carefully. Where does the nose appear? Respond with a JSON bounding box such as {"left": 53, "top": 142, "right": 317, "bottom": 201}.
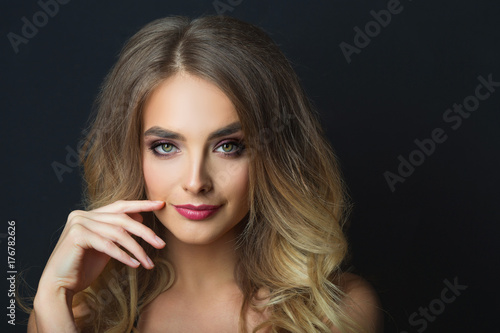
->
{"left": 182, "top": 151, "right": 213, "bottom": 194}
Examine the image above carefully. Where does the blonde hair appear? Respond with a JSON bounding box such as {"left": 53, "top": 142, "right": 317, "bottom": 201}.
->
{"left": 75, "top": 15, "right": 361, "bottom": 332}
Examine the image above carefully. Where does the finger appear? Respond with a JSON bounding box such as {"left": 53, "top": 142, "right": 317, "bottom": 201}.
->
{"left": 69, "top": 224, "right": 142, "bottom": 269}
{"left": 75, "top": 212, "right": 166, "bottom": 249}
{"left": 79, "top": 220, "right": 154, "bottom": 269}
{"left": 92, "top": 200, "right": 165, "bottom": 214}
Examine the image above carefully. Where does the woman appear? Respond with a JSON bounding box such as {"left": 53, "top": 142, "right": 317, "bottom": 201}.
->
{"left": 28, "top": 15, "right": 382, "bottom": 332}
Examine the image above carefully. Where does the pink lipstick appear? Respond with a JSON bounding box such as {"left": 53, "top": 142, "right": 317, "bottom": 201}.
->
{"left": 173, "top": 204, "right": 222, "bottom": 221}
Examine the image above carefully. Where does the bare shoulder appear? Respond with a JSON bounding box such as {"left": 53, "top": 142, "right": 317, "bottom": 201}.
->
{"left": 335, "top": 272, "right": 384, "bottom": 333}
{"left": 27, "top": 310, "right": 37, "bottom": 333}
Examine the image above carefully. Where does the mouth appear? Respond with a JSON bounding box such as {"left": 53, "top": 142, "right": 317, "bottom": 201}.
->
{"left": 173, "top": 204, "right": 222, "bottom": 220}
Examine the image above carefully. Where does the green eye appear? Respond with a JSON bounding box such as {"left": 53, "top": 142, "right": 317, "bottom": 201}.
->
{"left": 215, "top": 140, "right": 245, "bottom": 156}
{"left": 160, "top": 143, "right": 174, "bottom": 153}
{"left": 221, "top": 143, "right": 234, "bottom": 152}
{"left": 152, "top": 142, "right": 176, "bottom": 155}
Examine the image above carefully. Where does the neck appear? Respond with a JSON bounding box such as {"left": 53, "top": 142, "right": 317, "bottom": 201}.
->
{"left": 162, "top": 227, "right": 241, "bottom": 294}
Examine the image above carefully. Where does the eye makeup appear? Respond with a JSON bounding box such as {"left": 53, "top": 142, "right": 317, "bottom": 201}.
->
{"left": 146, "top": 137, "right": 245, "bottom": 159}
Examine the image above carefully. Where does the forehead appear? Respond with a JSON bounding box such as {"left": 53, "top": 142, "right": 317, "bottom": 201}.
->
{"left": 142, "top": 73, "right": 240, "bottom": 135}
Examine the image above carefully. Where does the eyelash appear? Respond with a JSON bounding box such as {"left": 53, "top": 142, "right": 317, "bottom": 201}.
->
{"left": 148, "top": 139, "right": 245, "bottom": 158}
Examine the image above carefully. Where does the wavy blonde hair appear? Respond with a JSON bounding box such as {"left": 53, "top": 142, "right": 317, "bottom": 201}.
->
{"left": 75, "top": 15, "right": 362, "bottom": 332}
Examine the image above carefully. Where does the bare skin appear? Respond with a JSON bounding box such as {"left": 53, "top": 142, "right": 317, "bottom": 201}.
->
{"left": 28, "top": 200, "right": 166, "bottom": 332}
{"left": 27, "top": 206, "right": 381, "bottom": 332}
{"left": 138, "top": 73, "right": 260, "bottom": 332}
{"left": 28, "top": 73, "right": 382, "bottom": 332}
{"left": 136, "top": 227, "right": 267, "bottom": 332}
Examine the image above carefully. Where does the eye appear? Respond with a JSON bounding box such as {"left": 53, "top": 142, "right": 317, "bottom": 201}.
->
{"left": 150, "top": 142, "right": 178, "bottom": 156}
{"left": 214, "top": 140, "right": 245, "bottom": 156}
{"left": 221, "top": 143, "right": 235, "bottom": 152}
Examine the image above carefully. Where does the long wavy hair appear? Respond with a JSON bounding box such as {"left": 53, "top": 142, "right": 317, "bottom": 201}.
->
{"left": 75, "top": 15, "right": 360, "bottom": 332}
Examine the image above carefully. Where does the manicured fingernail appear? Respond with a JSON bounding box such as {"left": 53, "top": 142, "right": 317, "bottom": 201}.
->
{"left": 155, "top": 236, "right": 166, "bottom": 246}
{"left": 147, "top": 256, "right": 154, "bottom": 267}
{"left": 131, "top": 258, "right": 140, "bottom": 266}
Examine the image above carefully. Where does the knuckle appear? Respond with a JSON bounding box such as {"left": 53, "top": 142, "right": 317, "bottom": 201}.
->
{"left": 66, "top": 224, "right": 86, "bottom": 242}
{"left": 144, "top": 228, "right": 156, "bottom": 240}
{"left": 134, "top": 223, "right": 153, "bottom": 240}
{"left": 67, "top": 210, "right": 84, "bottom": 224}
{"left": 133, "top": 244, "right": 147, "bottom": 258}
{"left": 67, "top": 223, "right": 84, "bottom": 235}
{"left": 102, "top": 239, "right": 116, "bottom": 252}
{"left": 113, "top": 226, "right": 128, "bottom": 236}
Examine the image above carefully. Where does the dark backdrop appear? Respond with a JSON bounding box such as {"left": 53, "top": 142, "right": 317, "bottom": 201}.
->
{"left": 1, "top": 0, "right": 499, "bottom": 332}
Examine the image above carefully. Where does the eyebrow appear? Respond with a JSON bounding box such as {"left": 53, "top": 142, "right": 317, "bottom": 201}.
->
{"left": 143, "top": 121, "right": 242, "bottom": 141}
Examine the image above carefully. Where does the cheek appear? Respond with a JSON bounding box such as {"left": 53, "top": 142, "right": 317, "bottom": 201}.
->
{"left": 218, "top": 160, "right": 250, "bottom": 203}
{"left": 142, "top": 158, "right": 177, "bottom": 199}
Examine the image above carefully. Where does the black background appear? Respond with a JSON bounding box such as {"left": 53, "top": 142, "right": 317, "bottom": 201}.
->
{"left": 1, "top": 0, "right": 499, "bottom": 332}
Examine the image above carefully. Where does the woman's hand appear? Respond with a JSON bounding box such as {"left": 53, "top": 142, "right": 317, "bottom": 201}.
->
{"left": 39, "top": 200, "right": 165, "bottom": 294}
{"left": 30, "top": 200, "right": 166, "bottom": 332}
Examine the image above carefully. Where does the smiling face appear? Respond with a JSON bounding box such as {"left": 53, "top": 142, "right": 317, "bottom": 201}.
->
{"left": 141, "top": 73, "right": 250, "bottom": 246}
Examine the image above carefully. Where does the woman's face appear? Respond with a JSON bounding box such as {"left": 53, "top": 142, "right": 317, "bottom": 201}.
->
{"left": 142, "top": 73, "right": 250, "bottom": 245}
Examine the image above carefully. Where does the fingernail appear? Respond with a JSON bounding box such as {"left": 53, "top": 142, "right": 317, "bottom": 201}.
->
{"left": 147, "top": 256, "right": 154, "bottom": 267}
{"left": 131, "top": 258, "right": 140, "bottom": 266}
{"left": 153, "top": 201, "right": 164, "bottom": 204}
{"left": 155, "top": 236, "right": 166, "bottom": 246}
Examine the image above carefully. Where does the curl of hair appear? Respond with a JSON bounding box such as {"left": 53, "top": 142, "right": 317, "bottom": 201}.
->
{"left": 76, "top": 15, "right": 363, "bottom": 333}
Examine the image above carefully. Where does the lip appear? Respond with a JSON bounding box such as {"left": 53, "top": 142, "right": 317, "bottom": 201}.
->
{"left": 173, "top": 204, "right": 222, "bottom": 220}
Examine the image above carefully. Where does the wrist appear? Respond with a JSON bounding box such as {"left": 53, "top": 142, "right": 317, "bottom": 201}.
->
{"left": 34, "top": 281, "right": 73, "bottom": 309}
{"left": 33, "top": 286, "right": 78, "bottom": 333}
{"left": 33, "top": 283, "right": 76, "bottom": 328}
